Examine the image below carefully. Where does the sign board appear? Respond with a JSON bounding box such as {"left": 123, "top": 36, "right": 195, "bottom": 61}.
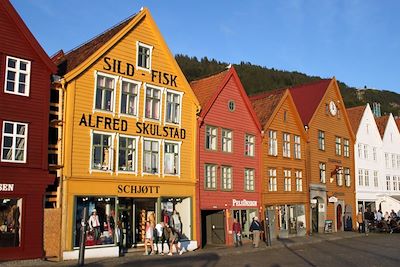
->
{"left": 232, "top": 199, "right": 258, "bottom": 207}
{"left": 324, "top": 220, "right": 333, "bottom": 233}
{"left": 328, "top": 196, "right": 338, "bottom": 203}
{"left": 0, "top": 183, "right": 14, "bottom": 192}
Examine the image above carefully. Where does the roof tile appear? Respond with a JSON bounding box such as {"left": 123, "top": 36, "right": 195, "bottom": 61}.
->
{"left": 375, "top": 115, "right": 389, "bottom": 138}
{"left": 346, "top": 105, "right": 366, "bottom": 134}
{"left": 249, "top": 89, "right": 286, "bottom": 128}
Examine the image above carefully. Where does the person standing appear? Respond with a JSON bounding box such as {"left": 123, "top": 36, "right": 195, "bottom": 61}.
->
{"left": 357, "top": 211, "right": 364, "bottom": 233}
{"left": 144, "top": 220, "right": 154, "bottom": 255}
{"left": 232, "top": 218, "right": 242, "bottom": 247}
{"left": 88, "top": 209, "right": 101, "bottom": 242}
{"left": 154, "top": 222, "right": 164, "bottom": 254}
{"left": 250, "top": 216, "right": 261, "bottom": 248}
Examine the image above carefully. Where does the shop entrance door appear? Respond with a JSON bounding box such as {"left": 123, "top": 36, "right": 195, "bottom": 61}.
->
{"left": 336, "top": 204, "right": 342, "bottom": 231}
{"left": 204, "top": 210, "right": 225, "bottom": 245}
{"left": 288, "top": 206, "right": 297, "bottom": 234}
{"left": 311, "top": 201, "right": 319, "bottom": 233}
{"left": 266, "top": 207, "right": 276, "bottom": 239}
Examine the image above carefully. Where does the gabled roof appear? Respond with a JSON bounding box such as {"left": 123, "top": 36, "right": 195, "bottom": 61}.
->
{"left": 190, "top": 69, "right": 229, "bottom": 109}
{"left": 1, "top": 0, "right": 56, "bottom": 73}
{"left": 395, "top": 118, "right": 400, "bottom": 132}
{"left": 249, "top": 89, "right": 286, "bottom": 128}
{"left": 190, "top": 66, "right": 261, "bottom": 131}
{"left": 54, "top": 14, "right": 136, "bottom": 75}
{"left": 289, "top": 79, "right": 332, "bottom": 125}
{"left": 346, "top": 105, "right": 366, "bottom": 134}
{"left": 375, "top": 115, "right": 389, "bottom": 138}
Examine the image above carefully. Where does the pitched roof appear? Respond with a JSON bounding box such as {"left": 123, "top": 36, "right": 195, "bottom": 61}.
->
{"left": 1, "top": 0, "right": 56, "bottom": 73}
{"left": 250, "top": 89, "right": 286, "bottom": 128}
{"left": 190, "top": 69, "right": 230, "bottom": 108}
{"left": 395, "top": 118, "right": 400, "bottom": 132}
{"left": 346, "top": 105, "right": 366, "bottom": 134}
{"left": 375, "top": 115, "right": 389, "bottom": 138}
{"left": 54, "top": 14, "right": 137, "bottom": 75}
{"left": 289, "top": 79, "right": 332, "bottom": 125}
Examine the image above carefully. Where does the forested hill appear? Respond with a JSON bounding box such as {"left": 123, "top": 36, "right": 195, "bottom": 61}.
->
{"left": 175, "top": 54, "right": 400, "bottom": 116}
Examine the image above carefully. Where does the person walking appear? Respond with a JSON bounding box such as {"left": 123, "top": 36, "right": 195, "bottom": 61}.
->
{"left": 144, "top": 220, "right": 154, "bottom": 255}
{"left": 168, "top": 226, "right": 183, "bottom": 255}
{"left": 232, "top": 218, "right": 242, "bottom": 247}
{"left": 357, "top": 211, "right": 364, "bottom": 233}
{"left": 154, "top": 221, "right": 164, "bottom": 254}
{"left": 250, "top": 216, "right": 261, "bottom": 248}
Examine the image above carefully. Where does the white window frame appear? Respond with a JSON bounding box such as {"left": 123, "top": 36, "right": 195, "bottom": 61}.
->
{"left": 89, "top": 130, "right": 115, "bottom": 173}
{"left": 385, "top": 153, "right": 389, "bottom": 168}
{"left": 119, "top": 77, "right": 141, "bottom": 118}
{"left": 244, "top": 168, "right": 255, "bottom": 192}
{"left": 358, "top": 144, "right": 363, "bottom": 159}
{"left": 343, "top": 139, "right": 350, "bottom": 158}
{"left": 222, "top": 128, "right": 233, "bottom": 153}
{"left": 393, "top": 176, "right": 398, "bottom": 191}
{"left": 136, "top": 41, "right": 153, "bottom": 72}
{"left": 386, "top": 175, "right": 391, "bottom": 191}
{"left": 1, "top": 121, "right": 28, "bottom": 163}
{"left": 318, "top": 130, "right": 325, "bottom": 151}
{"left": 392, "top": 154, "right": 396, "bottom": 169}
{"left": 284, "top": 169, "right": 291, "bottom": 191}
{"left": 335, "top": 136, "right": 342, "bottom": 156}
{"left": 245, "top": 134, "right": 255, "bottom": 157}
{"left": 363, "top": 144, "right": 368, "bottom": 160}
{"left": 205, "top": 125, "right": 218, "bottom": 151}
{"left": 4, "top": 56, "right": 31, "bottom": 96}
{"left": 294, "top": 135, "right": 301, "bottom": 159}
{"left": 319, "top": 162, "right": 326, "bottom": 183}
{"left": 142, "top": 138, "right": 161, "bottom": 176}
{"left": 283, "top": 133, "right": 291, "bottom": 158}
{"left": 268, "top": 130, "right": 277, "bottom": 156}
{"left": 364, "top": 169, "right": 370, "bottom": 186}
{"left": 116, "top": 134, "right": 139, "bottom": 175}
{"left": 143, "top": 83, "right": 164, "bottom": 122}
{"left": 344, "top": 168, "right": 351, "bottom": 187}
{"left": 336, "top": 169, "right": 343, "bottom": 186}
{"left": 269, "top": 168, "right": 277, "bottom": 191}
{"left": 93, "top": 71, "right": 118, "bottom": 114}
{"left": 373, "top": 170, "right": 379, "bottom": 188}
{"left": 373, "top": 147, "right": 377, "bottom": 161}
{"left": 205, "top": 164, "right": 217, "bottom": 190}
{"left": 221, "top": 166, "right": 233, "bottom": 191}
{"left": 397, "top": 155, "right": 400, "bottom": 169}
{"left": 358, "top": 169, "right": 364, "bottom": 186}
{"left": 163, "top": 140, "right": 181, "bottom": 176}
{"left": 295, "top": 170, "right": 303, "bottom": 192}
{"left": 164, "top": 89, "right": 183, "bottom": 126}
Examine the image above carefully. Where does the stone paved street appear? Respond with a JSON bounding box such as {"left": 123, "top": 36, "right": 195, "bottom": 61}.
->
{"left": 2, "top": 232, "right": 400, "bottom": 267}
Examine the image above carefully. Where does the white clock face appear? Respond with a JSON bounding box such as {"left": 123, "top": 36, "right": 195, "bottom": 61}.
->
{"left": 329, "top": 101, "right": 337, "bottom": 116}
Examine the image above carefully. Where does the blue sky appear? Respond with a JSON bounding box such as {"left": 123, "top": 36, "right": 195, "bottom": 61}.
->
{"left": 10, "top": 0, "right": 400, "bottom": 92}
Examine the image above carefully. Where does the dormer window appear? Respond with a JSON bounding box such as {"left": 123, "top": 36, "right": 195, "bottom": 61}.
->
{"left": 136, "top": 41, "right": 153, "bottom": 71}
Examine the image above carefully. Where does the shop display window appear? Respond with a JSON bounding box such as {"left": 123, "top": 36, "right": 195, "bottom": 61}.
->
{"left": 160, "top": 197, "right": 191, "bottom": 240}
{"left": 74, "top": 196, "right": 116, "bottom": 248}
{"left": 0, "top": 198, "right": 22, "bottom": 247}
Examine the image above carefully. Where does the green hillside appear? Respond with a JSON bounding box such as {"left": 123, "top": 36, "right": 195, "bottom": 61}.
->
{"left": 176, "top": 54, "right": 399, "bottom": 116}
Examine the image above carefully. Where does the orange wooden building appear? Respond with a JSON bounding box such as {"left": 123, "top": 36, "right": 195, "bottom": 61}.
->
{"left": 289, "top": 78, "right": 356, "bottom": 233}
{"left": 251, "top": 89, "right": 309, "bottom": 238}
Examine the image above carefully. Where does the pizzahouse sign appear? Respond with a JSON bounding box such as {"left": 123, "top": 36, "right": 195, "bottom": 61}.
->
{"left": 232, "top": 199, "right": 258, "bottom": 207}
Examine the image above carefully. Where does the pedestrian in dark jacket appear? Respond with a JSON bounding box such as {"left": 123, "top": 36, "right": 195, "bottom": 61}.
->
{"left": 250, "top": 216, "right": 261, "bottom": 248}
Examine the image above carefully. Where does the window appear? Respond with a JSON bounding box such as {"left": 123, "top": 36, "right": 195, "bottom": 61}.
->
{"left": 165, "top": 91, "right": 181, "bottom": 124}
{"left": 283, "top": 133, "right": 291, "bottom": 157}
{"left": 294, "top": 135, "right": 301, "bottom": 159}
{"left": 284, "top": 169, "right": 291, "bottom": 191}
{"left": 137, "top": 41, "right": 152, "bottom": 70}
{"left": 91, "top": 132, "right": 113, "bottom": 171}
{"left": 244, "top": 169, "right": 255, "bottom": 191}
{"left": 1, "top": 121, "right": 28, "bottom": 163}
{"left": 205, "top": 126, "right": 217, "bottom": 150}
{"left": 373, "top": 171, "right": 379, "bottom": 187}
{"left": 393, "top": 176, "right": 398, "bottom": 191}
{"left": 268, "top": 130, "right": 277, "bottom": 156}
{"left": 385, "top": 153, "right": 389, "bottom": 168}
{"left": 120, "top": 79, "right": 139, "bottom": 116}
{"left": 205, "top": 164, "right": 217, "bottom": 189}
{"left": 336, "top": 168, "right": 343, "bottom": 186}
{"left": 398, "top": 176, "right": 400, "bottom": 191}
{"left": 358, "top": 144, "right": 363, "bottom": 159}
{"left": 222, "top": 129, "right": 232, "bottom": 153}
{"left": 343, "top": 139, "right": 350, "bottom": 157}
{"left": 221, "top": 166, "right": 232, "bottom": 190}
{"left": 268, "top": 168, "right": 277, "bottom": 191}
{"left": 373, "top": 147, "right": 377, "bottom": 161}
{"left": 145, "top": 86, "right": 161, "bottom": 120}
{"left": 392, "top": 154, "right": 396, "bottom": 169}
{"left": 319, "top": 163, "right": 326, "bottom": 183}
{"left": 318, "top": 130, "right": 325, "bottom": 151}
{"left": 335, "top": 137, "right": 342, "bottom": 156}
{"left": 0, "top": 198, "right": 22, "bottom": 247}
{"left": 397, "top": 155, "right": 400, "bottom": 169}
{"left": 364, "top": 170, "right": 369, "bottom": 186}
{"left": 95, "top": 74, "right": 115, "bottom": 112}
{"left": 295, "top": 170, "right": 303, "bottom": 191}
{"left": 386, "top": 176, "right": 391, "bottom": 191}
{"left": 363, "top": 144, "right": 368, "bottom": 159}
{"left": 344, "top": 168, "right": 351, "bottom": 187}
{"left": 245, "top": 134, "right": 255, "bottom": 156}
{"left": 143, "top": 139, "right": 159, "bottom": 174}
{"left": 118, "top": 136, "right": 137, "bottom": 172}
{"left": 164, "top": 142, "right": 179, "bottom": 175}
{"left": 4, "top": 56, "right": 30, "bottom": 96}
{"left": 358, "top": 169, "right": 363, "bottom": 186}
{"left": 228, "top": 100, "right": 235, "bottom": 112}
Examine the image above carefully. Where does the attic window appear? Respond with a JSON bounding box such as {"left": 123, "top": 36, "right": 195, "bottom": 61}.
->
{"left": 136, "top": 41, "right": 153, "bottom": 71}
{"left": 228, "top": 100, "right": 235, "bottom": 112}
{"left": 283, "top": 110, "right": 288, "bottom": 122}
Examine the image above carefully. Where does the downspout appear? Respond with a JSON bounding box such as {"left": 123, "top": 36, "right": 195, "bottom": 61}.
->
{"left": 196, "top": 115, "right": 203, "bottom": 248}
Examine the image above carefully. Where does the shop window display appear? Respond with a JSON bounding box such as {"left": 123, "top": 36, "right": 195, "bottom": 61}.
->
{"left": 0, "top": 198, "right": 22, "bottom": 247}
{"left": 74, "top": 196, "right": 116, "bottom": 247}
{"left": 160, "top": 197, "right": 190, "bottom": 240}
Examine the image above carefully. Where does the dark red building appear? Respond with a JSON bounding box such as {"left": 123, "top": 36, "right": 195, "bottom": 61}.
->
{"left": 191, "top": 67, "right": 262, "bottom": 247}
{"left": 0, "top": 0, "right": 56, "bottom": 260}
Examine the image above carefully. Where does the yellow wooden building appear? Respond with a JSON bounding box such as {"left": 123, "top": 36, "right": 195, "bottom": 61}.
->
{"left": 52, "top": 8, "right": 200, "bottom": 259}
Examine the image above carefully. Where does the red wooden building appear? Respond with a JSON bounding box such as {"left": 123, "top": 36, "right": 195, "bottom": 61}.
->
{"left": 191, "top": 66, "right": 262, "bottom": 247}
{"left": 0, "top": 0, "right": 56, "bottom": 260}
